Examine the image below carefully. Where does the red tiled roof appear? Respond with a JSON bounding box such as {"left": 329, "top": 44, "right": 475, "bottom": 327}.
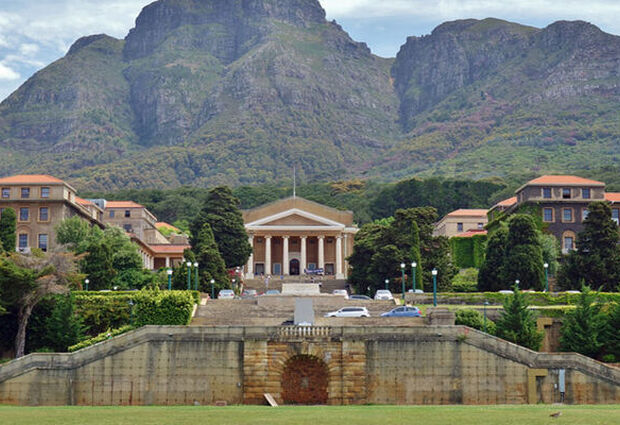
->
{"left": 105, "top": 201, "right": 144, "bottom": 209}
{"left": 75, "top": 197, "right": 94, "bottom": 206}
{"left": 527, "top": 175, "right": 604, "bottom": 186}
{"left": 446, "top": 209, "right": 488, "bottom": 217}
{"left": 148, "top": 244, "right": 190, "bottom": 254}
{"left": 454, "top": 230, "right": 488, "bottom": 238}
{"left": 495, "top": 197, "right": 517, "bottom": 208}
{"left": 0, "top": 174, "right": 65, "bottom": 184}
{"left": 605, "top": 193, "right": 620, "bottom": 202}
{"left": 156, "top": 222, "right": 181, "bottom": 232}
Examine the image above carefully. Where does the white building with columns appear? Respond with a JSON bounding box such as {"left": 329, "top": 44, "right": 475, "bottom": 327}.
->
{"left": 242, "top": 197, "right": 358, "bottom": 279}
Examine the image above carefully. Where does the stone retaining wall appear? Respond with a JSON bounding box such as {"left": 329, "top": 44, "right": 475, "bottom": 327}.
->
{"left": 0, "top": 325, "right": 617, "bottom": 406}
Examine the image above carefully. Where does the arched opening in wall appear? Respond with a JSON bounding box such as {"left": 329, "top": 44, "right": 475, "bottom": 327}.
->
{"left": 289, "top": 259, "right": 300, "bottom": 276}
{"left": 281, "top": 354, "right": 328, "bottom": 404}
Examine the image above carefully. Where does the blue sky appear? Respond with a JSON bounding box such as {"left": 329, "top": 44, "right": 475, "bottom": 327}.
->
{"left": 1, "top": 0, "right": 619, "bottom": 101}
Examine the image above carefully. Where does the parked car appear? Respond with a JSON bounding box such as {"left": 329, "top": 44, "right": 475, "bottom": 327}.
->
{"left": 374, "top": 290, "right": 394, "bottom": 301}
{"left": 498, "top": 290, "right": 514, "bottom": 294}
{"left": 241, "top": 289, "right": 258, "bottom": 298}
{"left": 332, "top": 289, "right": 349, "bottom": 299}
{"left": 264, "top": 289, "right": 280, "bottom": 295}
{"left": 407, "top": 289, "right": 424, "bottom": 294}
{"left": 381, "top": 306, "right": 421, "bottom": 317}
{"left": 349, "top": 294, "right": 372, "bottom": 301}
{"left": 324, "top": 307, "right": 370, "bottom": 318}
{"left": 218, "top": 289, "right": 235, "bottom": 299}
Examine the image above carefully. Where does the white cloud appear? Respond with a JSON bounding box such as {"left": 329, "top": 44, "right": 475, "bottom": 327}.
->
{"left": 0, "top": 63, "right": 20, "bottom": 81}
{"left": 19, "top": 43, "right": 40, "bottom": 56}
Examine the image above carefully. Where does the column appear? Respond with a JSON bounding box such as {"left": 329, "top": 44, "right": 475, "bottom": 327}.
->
{"left": 336, "top": 235, "right": 344, "bottom": 279}
{"left": 300, "top": 236, "right": 307, "bottom": 273}
{"left": 283, "top": 236, "right": 290, "bottom": 276}
{"left": 165, "top": 257, "right": 170, "bottom": 268}
{"left": 265, "top": 235, "right": 272, "bottom": 276}
{"left": 246, "top": 235, "right": 254, "bottom": 279}
{"left": 318, "top": 236, "right": 325, "bottom": 270}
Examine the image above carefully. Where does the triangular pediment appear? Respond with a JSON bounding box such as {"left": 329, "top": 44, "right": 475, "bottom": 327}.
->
{"left": 263, "top": 214, "right": 327, "bottom": 226}
{"left": 246, "top": 208, "right": 345, "bottom": 228}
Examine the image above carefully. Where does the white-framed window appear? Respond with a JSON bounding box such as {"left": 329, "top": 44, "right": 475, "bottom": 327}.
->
{"left": 38, "top": 234, "right": 48, "bottom": 252}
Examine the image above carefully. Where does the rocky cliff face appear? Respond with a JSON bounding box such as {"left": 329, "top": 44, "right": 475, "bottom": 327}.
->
{"left": 0, "top": 3, "right": 618, "bottom": 190}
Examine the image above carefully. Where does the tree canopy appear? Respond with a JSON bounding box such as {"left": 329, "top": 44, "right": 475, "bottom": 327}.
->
{"left": 495, "top": 286, "right": 544, "bottom": 351}
{"left": 0, "top": 207, "right": 16, "bottom": 253}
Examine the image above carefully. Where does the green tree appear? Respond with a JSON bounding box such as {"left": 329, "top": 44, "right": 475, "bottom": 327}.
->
{"left": 455, "top": 309, "right": 496, "bottom": 335}
{"left": 502, "top": 215, "right": 544, "bottom": 290}
{"left": 495, "top": 286, "right": 544, "bottom": 350}
{"left": 42, "top": 294, "right": 85, "bottom": 352}
{"left": 601, "top": 302, "right": 620, "bottom": 361}
{"left": 559, "top": 286, "right": 605, "bottom": 358}
{"left": 190, "top": 186, "right": 251, "bottom": 268}
{"left": 558, "top": 202, "right": 620, "bottom": 292}
{"left": 55, "top": 216, "right": 91, "bottom": 250}
{"left": 0, "top": 208, "right": 17, "bottom": 252}
{"left": 193, "top": 223, "right": 229, "bottom": 293}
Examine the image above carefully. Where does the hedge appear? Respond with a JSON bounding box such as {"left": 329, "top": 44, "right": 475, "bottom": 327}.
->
{"left": 133, "top": 291, "right": 194, "bottom": 327}
{"left": 68, "top": 325, "right": 134, "bottom": 352}
{"left": 73, "top": 290, "right": 200, "bottom": 304}
{"left": 409, "top": 291, "right": 620, "bottom": 306}
{"left": 450, "top": 234, "right": 486, "bottom": 269}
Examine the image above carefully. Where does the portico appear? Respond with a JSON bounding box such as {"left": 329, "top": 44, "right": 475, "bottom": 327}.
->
{"left": 243, "top": 197, "right": 357, "bottom": 279}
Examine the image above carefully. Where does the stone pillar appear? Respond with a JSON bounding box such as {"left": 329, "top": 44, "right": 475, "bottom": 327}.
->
{"left": 300, "top": 236, "right": 307, "bottom": 273}
{"left": 336, "top": 235, "right": 344, "bottom": 279}
{"left": 318, "top": 236, "right": 325, "bottom": 270}
{"left": 165, "top": 257, "right": 170, "bottom": 268}
{"left": 283, "top": 236, "right": 290, "bottom": 276}
{"left": 265, "top": 235, "right": 272, "bottom": 276}
{"left": 246, "top": 235, "right": 254, "bottom": 279}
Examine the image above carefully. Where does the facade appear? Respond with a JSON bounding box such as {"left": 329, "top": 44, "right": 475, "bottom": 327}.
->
{"left": 434, "top": 209, "right": 488, "bottom": 237}
{"left": 488, "top": 175, "right": 620, "bottom": 253}
{"left": 243, "top": 197, "right": 358, "bottom": 279}
{"left": 0, "top": 175, "right": 104, "bottom": 253}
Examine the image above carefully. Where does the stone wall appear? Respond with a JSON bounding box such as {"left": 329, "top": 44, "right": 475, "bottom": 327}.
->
{"left": 0, "top": 325, "right": 617, "bottom": 406}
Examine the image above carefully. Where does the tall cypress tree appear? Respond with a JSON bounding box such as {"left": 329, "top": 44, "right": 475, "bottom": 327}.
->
{"left": 194, "top": 223, "right": 229, "bottom": 293}
{"left": 558, "top": 202, "right": 620, "bottom": 292}
{"left": 191, "top": 186, "right": 251, "bottom": 268}
{"left": 495, "top": 286, "right": 544, "bottom": 350}
{"left": 559, "top": 286, "right": 605, "bottom": 358}
{"left": 502, "top": 214, "right": 544, "bottom": 290}
{"left": 0, "top": 208, "right": 17, "bottom": 252}
{"left": 478, "top": 225, "right": 508, "bottom": 291}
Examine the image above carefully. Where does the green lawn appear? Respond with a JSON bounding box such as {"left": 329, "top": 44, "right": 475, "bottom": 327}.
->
{"left": 0, "top": 405, "right": 618, "bottom": 425}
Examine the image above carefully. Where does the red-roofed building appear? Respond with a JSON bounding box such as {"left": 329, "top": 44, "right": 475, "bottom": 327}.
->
{"left": 434, "top": 209, "right": 489, "bottom": 238}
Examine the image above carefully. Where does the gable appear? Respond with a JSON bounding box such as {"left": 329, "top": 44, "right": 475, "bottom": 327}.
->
{"left": 263, "top": 214, "right": 327, "bottom": 227}
{"left": 243, "top": 197, "right": 354, "bottom": 226}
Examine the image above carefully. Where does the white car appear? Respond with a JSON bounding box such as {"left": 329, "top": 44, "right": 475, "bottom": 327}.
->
{"left": 332, "top": 289, "right": 349, "bottom": 299}
{"left": 218, "top": 289, "right": 235, "bottom": 299}
{"left": 324, "top": 307, "right": 370, "bottom": 318}
{"left": 374, "top": 290, "right": 394, "bottom": 301}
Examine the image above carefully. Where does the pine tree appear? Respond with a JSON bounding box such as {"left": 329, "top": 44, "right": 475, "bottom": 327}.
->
{"left": 601, "top": 302, "right": 620, "bottom": 361}
{"left": 478, "top": 226, "right": 508, "bottom": 291}
{"left": 495, "top": 286, "right": 544, "bottom": 350}
{"left": 43, "top": 294, "right": 85, "bottom": 352}
{"left": 558, "top": 202, "right": 620, "bottom": 291}
{"left": 193, "top": 223, "right": 229, "bottom": 293}
{"left": 190, "top": 186, "right": 251, "bottom": 268}
{"left": 0, "top": 208, "right": 17, "bottom": 252}
{"left": 409, "top": 220, "right": 423, "bottom": 288}
{"left": 502, "top": 215, "right": 544, "bottom": 290}
{"left": 559, "top": 286, "right": 605, "bottom": 358}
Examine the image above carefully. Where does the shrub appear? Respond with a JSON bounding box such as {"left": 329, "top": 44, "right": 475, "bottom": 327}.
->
{"left": 133, "top": 290, "right": 194, "bottom": 326}
{"left": 455, "top": 309, "right": 496, "bottom": 335}
{"left": 451, "top": 269, "right": 479, "bottom": 292}
{"left": 68, "top": 325, "right": 134, "bottom": 352}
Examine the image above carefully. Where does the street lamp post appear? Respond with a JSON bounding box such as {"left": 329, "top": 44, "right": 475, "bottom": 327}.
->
{"left": 84, "top": 279, "right": 89, "bottom": 292}
{"left": 411, "top": 262, "right": 417, "bottom": 292}
{"left": 400, "top": 263, "right": 406, "bottom": 305}
{"left": 167, "top": 269, "right": 172, "bottom": 291}
{"left": 384, "top": 278, "right": 389, "bottom": 290}
{"left": 210, "top": 279, "right": 215, "bottom": 299}
{"left": 186, "top": 261, "right": 192, "bottom": 290}
{"left": 544, "top": 263, "right": 549, "bottom": 292}
{"left": 232, "top": 278, "right": 236, "bottom": 292}
{"left": 515, "top": 279, "right": 520, "bottom": 290}
{"left": 194, "top": 262, "right": 199, "bottom": 291}
{"left": 432, "top": 269, "right": 438, "bottom": 307}
{"left": 483, "top": 301, "right": 489, "bottom": 333}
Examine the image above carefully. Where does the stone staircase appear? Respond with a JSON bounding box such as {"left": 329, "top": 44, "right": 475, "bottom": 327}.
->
{"left": 242, "top": 277, "right": 348, "bottom": 294}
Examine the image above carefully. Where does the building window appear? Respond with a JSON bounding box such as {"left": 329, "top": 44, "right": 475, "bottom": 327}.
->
{"left": 39, "top": 207, "right": 49, "bottom": 221}
{"left": 1, "top": 188, "right": 9, "bottom": 198}
{"left": 562, "top": 188, "right": 571, "bottom": 199}
{"left": 19, "top": 208, "right": 29, "bottom": 221}
{"left": 41, "top": 187, "right": 50, "bottom": 198}
{"left": 124, "top": 210, "right": 131, "bottom": 218}
{"left": 38, "top": 234, "right": 48, "bottom": 252}
{"left": 612, "top": 209, "right": 619, "bottom": 225}
{"left": 542, "top": 187, "right": 552, "bottom": 199}
{"left": 563, "top": 236, "right": 574, "bottom": 253}
{"left": 562, "top": 208, "right": 573, "bottom": 223}
{"left": 582, "top": 188, "right": 590, "bottom": 199}
{"left": 21, "top": 187, "right": 30, "bottom": 198}
{"left": 457, "top": 222, "right": 464, "bottom": 232}
{"left": 543, "top": 208, "right": 554, "bottom": 222}
{"left": 582, "top": 209, "right": 589, "bottom": 222}
{"left": 109, "top": 210, "right": 115, "bottom": 218}
{"left": 477, "top": 223, "right": 484, "bottom": 230}
{"left": 123, "top": 224, "right": 133, "bottom": 233}
{"left": 18, "top": 234, "right": 28, "bottom": 249}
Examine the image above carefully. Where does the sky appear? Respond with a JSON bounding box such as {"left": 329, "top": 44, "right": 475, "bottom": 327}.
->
{"left": 0, "top": 0, "right": 619, "bottom": 101}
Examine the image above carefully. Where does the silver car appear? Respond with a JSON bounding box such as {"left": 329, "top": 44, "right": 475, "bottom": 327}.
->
{"left": 324, "top": 307, "right": 370, "bottom": 318}
{"left": 374, "top": 290, "right": 394, "bottom": 301}
{"left": 218, "top": 289, "right": 235, "bottom": 299}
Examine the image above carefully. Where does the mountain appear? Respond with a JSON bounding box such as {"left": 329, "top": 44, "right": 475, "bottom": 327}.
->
{"left": 0, "top": 1, "right": 618, "bottom": 191}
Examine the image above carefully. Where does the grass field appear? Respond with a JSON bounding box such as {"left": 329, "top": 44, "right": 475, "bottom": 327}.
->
{"left": 0, "top": 405, "right": 618, "bottom": 425}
